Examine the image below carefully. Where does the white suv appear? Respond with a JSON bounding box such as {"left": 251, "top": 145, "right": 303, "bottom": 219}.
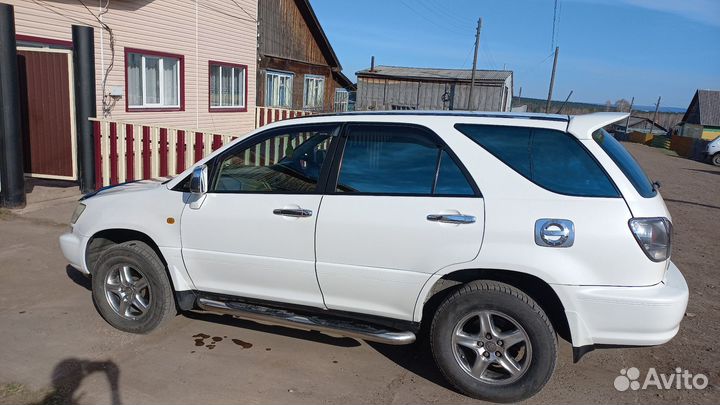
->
{"left": 60, "top": 111, "right": 688, "bottom": 402}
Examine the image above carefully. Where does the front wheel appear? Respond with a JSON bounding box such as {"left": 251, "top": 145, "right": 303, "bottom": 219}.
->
{"left": 91, "top": 241, "right": 176, "bottom": 333}
{"left": 712, "top": 153, "right": 720, "bottom": 167}
{"left": 430, "top": 280, "right": 557, "bottom": 403}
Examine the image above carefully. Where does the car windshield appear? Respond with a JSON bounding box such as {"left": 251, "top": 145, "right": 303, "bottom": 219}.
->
{"left": 592, "top": 128, "right": 656, "bottom": 198}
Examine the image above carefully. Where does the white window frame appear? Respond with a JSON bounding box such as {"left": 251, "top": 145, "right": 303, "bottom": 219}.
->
{"left": 127, "top": 52, "right": 181, "bottom": 109}
{"left": 210, "top": 63, "right": 247, "bottom": 110}
{"left": 334, "top": 88, "right": 349, "bottom": 112}
{"left": 303, "top": 74, "right": 325, "bottom": 110}
{"left": 266, "top": 70, "right": 294, "bottom": 108}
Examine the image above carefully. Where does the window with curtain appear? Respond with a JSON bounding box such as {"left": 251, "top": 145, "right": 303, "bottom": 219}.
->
{"left": 266, "top": 71, "right": 293, "bottom": 108}
{"left": 209, "top": 62, "right": 246, "bottom": 111}
{"left": 303, "top": 75, "right": 325, "bottom": 110}
{"left": 126, "top": 50, "right": 182, "bottom": 109}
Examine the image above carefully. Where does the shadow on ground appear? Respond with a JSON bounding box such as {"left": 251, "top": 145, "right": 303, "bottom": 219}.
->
{"left": 1, "top": 358, "right": 123, "bottom": 405}
{"left": 65, "top": 266, "right": 91, "bottom": 291}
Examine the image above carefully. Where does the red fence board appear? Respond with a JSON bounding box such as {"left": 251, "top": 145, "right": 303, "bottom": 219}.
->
{"left": 142, "top": 126, "right": 151, "bottom": 179}
{"left": 125, "top": 124, "right": 134, "bottom": 181}
{"left": 177, "top": 130, "right": 186, "bottom": 173}
{"left": 109, "top": 122, "right": 118, "bottom": 185}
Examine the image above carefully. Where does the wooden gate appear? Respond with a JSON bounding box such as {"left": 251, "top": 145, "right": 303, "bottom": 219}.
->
{"left": 17, "top": 47, "right": 77, "bottom": 180}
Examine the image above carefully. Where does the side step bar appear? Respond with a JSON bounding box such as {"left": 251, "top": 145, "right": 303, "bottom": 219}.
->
{"left": 197, "top": 298, "right": 416, "bottom": 345}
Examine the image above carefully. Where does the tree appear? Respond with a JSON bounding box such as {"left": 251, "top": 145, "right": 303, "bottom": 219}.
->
{"left": 615, "top": 99, "right": 631, "bottom": 112}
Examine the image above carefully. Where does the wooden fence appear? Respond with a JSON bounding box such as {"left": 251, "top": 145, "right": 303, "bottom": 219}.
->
{"left": 92, "top": 107, "right": 309, "bottom": 189}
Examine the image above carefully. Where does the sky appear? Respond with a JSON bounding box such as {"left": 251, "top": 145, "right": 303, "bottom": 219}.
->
{"left": 310, "top": 0, "right": 720, "bottom": 108}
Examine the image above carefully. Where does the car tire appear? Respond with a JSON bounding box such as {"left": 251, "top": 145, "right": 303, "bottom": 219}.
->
{"left": 712, "top": 153, "right": 720, "bottom": 167}
{"left": 430, "top": 280, "right": 557, "bottom": 403}
{"left": 91, "top": 241, "right": 176, "bottom": 334}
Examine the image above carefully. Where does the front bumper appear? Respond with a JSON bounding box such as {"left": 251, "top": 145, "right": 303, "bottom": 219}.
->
{"left": 553, "top": 261, "right": 688, "bottom": 347}
{"left": 59, "top": 230, "right": 89, "bottom": 274}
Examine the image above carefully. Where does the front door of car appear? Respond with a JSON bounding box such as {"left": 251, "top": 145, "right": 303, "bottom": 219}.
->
{"left": 180, "top": 124, "right": 339, "bottom": 308}
{"left": 315, "top": 123, "right": 485, "bottom": 320}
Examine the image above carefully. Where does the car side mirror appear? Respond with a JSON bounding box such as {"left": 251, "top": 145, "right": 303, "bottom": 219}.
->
{"left": 189, "top": 165, "right": 208, "bottom": 195}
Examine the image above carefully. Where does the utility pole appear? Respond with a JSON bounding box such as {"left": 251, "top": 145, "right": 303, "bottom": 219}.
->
{"left": 648, "top": 96, "right": 661, "bottom": 135}
{"left": 545, "top": 46, "right": 559, "bottom": 113}
{"left": 467, "top": 17, "right": 482, "bottom": 111}
{"left": 518, "top": 87, "right": 522, "bottom": 99}
{"left": 624, "top": 96, "right": 634, "bottom": 133}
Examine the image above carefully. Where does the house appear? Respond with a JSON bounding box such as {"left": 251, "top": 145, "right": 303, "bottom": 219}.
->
{"left": 256, "top": 0, "right": 355, "bottom": 115}
{"left": 611, "top": 116, "right": 668, "bottom": 136}
{"left": 355, "top": 65, "right": 513, "bottom": 112}
{"left": 5, "top": 0, "right": 258, "bottom": 185}
{"left": 678, "top": 89, "right": 720, "bottom": 141}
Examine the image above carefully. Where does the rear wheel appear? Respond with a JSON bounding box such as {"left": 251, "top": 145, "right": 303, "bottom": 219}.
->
{"left": 430, "top": 280, "right": 557, "bottom": 403}
{"left": 91, "top": 241, "right": 176, "bottom": 333}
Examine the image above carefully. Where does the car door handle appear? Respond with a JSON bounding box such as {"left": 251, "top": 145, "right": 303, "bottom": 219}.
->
{"left": 427, "top": 214, "right": 476, "bottom": 224}
{"left": 273, "top": 208, "right": 313, "bottom": 217}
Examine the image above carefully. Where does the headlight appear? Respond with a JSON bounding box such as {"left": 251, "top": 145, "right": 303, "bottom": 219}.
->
{"left": 70, "top": 203, "right": 86, "bottom": 224}
{"left": 629, "top": 217, "right": 672, "bottom": 262}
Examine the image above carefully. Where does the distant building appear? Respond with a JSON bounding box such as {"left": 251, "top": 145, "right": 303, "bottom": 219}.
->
{"left": 611, "top": 116, "right": 668, "bottom": 136}
{"left": 678, "top": 89, "right": 720, "bottom": 140}
{"left": 257, "top": 0, "right": 355, "bottom": 113}
{"left": 355, "top": 65, "right": 513, "bottom": 112}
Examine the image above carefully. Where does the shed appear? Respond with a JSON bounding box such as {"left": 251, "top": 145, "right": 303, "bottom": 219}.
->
{"left": 678, "top": 89, "right": 720, "bottom": 140}
{"left": 355, "top": 65, "right": 513, "bottom": 112}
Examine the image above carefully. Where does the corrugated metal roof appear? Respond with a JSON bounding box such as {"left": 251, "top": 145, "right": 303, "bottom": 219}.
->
{"left": 357, "top": 65, "right": 512, "bottom": 82}
{"left": 698, "top": 89, "right": 720, "bottom": 127}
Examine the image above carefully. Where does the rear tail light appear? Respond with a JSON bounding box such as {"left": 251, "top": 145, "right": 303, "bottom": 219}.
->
{"left": 628, "top": 217, "right": 672, "bottom": 262}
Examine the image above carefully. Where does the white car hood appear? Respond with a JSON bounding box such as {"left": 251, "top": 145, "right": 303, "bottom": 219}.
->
{"left": 82, "top": 177, "right": 172, "bottom": 200}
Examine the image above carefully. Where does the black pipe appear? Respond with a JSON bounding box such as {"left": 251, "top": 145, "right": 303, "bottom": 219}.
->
{"left": 0, "top": 3, "right": 25, "bottom": 208}
{"left": 72, "top": 25, "right": 97, "bottom": 193}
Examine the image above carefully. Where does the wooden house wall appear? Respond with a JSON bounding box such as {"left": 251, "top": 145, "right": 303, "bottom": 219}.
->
{"left": 258, "top": 56, "right": 342, "bottom": 112}
{"left": 356, "top": 77, "right": 509, "bottom": 111}
{"left": 258, "top": 0, "right": 327, "bottom": 66}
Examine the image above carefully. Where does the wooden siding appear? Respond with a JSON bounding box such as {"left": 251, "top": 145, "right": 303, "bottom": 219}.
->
{"left": 258, "top": 0, "right": 328, "bottom": 66}
{"left": 356, "top": 76, "right": 512, "bottom": 112}
{"left": 258, "top": 56, "right": 339, "bottom": 112}
{"left": 9, "top": 0, "right": 257, "bottom": 136}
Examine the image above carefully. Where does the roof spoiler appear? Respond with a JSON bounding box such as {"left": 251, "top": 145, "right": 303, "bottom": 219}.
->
{"left": 567, "top": 112, "right": 629, "bottom": 139}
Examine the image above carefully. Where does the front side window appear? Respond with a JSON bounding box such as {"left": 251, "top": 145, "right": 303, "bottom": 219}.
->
{"left": 304, "top": 75, "right": 325, "bottom": 110}
{"left": 126, "top": 49, "right": 182, "bottom": 110}
{"left": 456, "top": 124, "right": 619, "bottom": 197}
{"left": 266, "top": 71, "right": 293, "bottom": 108}
{"left": 593, "top": 128, "right": 656, "bottom": 198}
{"left": 209, "top": 62, "right": 246, "bottom": 111}
{"left": 213, "top": 125, "right": 337, "bottom": 193}
{"left": 335, "top": 125, "right": 476, "bottom": 196}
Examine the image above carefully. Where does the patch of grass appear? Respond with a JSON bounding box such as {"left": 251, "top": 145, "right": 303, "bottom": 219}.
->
{"left": 0, "top": 383, "right": 60, "bottom": 405}
{"left": 0, "top": 209, "right": 12, "bottom": 220}
{"left": 0, "top": 383, "right": 25, "bottom": 398}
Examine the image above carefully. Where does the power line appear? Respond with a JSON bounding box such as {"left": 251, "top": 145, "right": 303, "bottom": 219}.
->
{"left": 230, "top": 0, "right": 257, "bottom": 22}
{"left": 397, "top": 0, "right": 469, "bottom": 36}
{"left": 416, "top": 0, "right": 475, "bottom": 28}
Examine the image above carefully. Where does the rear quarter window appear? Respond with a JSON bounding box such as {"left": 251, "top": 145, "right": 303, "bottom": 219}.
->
{"left": 592, "top": 129, "right": 656, "bottom": 198}
{"left": 455, "top": 124, "right": 620, "bottom": 198}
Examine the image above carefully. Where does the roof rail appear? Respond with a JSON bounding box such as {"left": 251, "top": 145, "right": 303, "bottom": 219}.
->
{"left": 292, "top": 110, "right": 570, "bottom": 122}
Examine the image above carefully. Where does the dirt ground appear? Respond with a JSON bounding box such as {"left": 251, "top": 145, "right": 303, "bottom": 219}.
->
{"left": 0, "top": 143, "right": 717, "bottom": 404}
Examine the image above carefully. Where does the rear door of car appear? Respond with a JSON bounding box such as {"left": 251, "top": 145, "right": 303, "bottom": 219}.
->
{"left": 314, "top": 122, "right": 485, "bottom": 320}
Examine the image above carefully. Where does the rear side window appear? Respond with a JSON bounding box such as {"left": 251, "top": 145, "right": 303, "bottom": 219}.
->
{"left": 335, "top": 124, "right": 477, "bottom": 196}
{"left": 592, "top": 129, "right": 656, "bottom": 198}
{"left": 456, "top": 124, "right": 619, "bottom": 197}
